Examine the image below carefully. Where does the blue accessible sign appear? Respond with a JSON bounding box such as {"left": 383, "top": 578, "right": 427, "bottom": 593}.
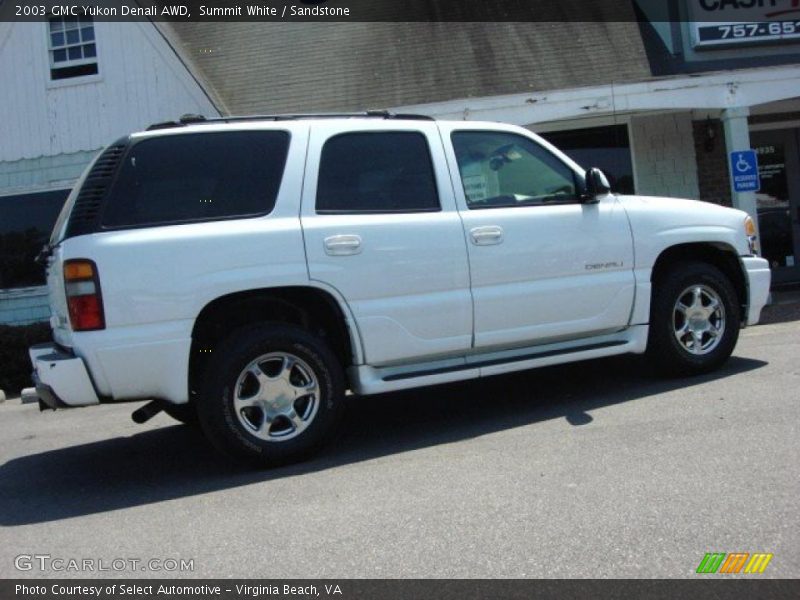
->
{"left": 730, "top": 150, "right": 760, "bottom": 193}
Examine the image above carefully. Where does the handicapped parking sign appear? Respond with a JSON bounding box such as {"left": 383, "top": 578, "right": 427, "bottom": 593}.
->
{"left": 730, "top": 150, "right": 760, "bottom": 193}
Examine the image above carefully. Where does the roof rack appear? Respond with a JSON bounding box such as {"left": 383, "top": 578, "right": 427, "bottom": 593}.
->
{"left": 146, "top": 111, "right": 435, "bottom": 131}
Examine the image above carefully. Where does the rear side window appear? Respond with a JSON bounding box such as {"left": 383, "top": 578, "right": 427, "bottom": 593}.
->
{"left": 316, "top": 132, "right": 440, "bottom": 213}
{"left": 102, "top": 131, "right": 289, "bottom": 228}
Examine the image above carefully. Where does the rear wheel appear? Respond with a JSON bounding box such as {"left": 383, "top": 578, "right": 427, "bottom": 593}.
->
{"left": 646, "top": 261, "right": 740, "bottom": 375}
{"left": 196, "top": 323, "right": 345, "bottom": 467}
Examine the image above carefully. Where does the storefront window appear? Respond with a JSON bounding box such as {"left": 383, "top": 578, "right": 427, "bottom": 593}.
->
{"left": 0, "top": 190, "right": 69, "bottom": 289}
{"left": 540, "top": 125, "right": 635, "bottom": 195}
{"left": 755, "top": 143, "right": 796, "bottom": 270}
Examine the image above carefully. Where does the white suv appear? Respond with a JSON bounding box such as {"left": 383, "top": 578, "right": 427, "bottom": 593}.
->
{"left": 26, "top": 113, "right": 771, "bottom": 466}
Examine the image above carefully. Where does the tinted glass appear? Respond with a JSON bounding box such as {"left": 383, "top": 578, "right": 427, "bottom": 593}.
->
{"left": 755, "top": 142, "right": 795, "bottom": 269}
{"left": 0, "top": 190, "right": 69, "bottom": 288}
{"left": 451, "top": 131, "right": 578, "bottom": 209}
{"left": 102, "top": 131, "right": 289, "bottom": 228}
{"left": 317, "top": 132, "right": 440, "bottom": 213}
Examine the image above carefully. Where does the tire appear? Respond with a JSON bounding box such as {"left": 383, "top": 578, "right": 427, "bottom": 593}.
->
{"left": 646, "top": 261, "right": 740, "bottom": 376}
{"left": 162, "top": 402, "right": 198, "bottom": 425}
{"left": 196, "top": 323, "right": 345, "bottom": 467}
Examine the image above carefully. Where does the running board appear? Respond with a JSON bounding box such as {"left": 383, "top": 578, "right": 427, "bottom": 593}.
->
{"left": 383, "top": 340, "right": 626, "bottom": 381}
{"left": 348, "top": 325, "right": 649, "bottom": 395}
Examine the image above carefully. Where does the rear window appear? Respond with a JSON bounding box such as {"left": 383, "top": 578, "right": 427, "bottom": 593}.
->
{"left": 101, "top": 131, "right": 290, "bottom": 228}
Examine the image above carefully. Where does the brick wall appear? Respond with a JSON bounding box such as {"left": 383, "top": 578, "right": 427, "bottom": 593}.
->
{"left": 630, "top": 113, "right": 700, "bottom": 199}
{"left": 692, "top": 118, "right": 732, "bottom": 207}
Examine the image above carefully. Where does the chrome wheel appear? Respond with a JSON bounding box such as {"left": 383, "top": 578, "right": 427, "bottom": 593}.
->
{"left": 233, "top": 352, "right": 319, "bottom": 442}
{"left": 673, "top": 285, "right": 726, "bottom": 356}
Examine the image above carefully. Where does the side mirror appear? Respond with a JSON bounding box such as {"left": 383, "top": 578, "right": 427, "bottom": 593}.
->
{"left": 583, "top": 167, "right": 611, "bottom": 202}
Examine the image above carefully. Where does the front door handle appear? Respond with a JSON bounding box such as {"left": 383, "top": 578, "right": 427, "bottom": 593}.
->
{"left": 470, "top": 225, "right": 504, "bottom": 246}
{"left": 324, "top": 234, "right": 362, "bottom": 256}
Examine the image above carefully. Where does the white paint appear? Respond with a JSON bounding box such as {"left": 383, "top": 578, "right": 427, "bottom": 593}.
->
{"left": 300, "top": 119, "right": 473, "bottom": 366}
{"left": 0, "top": 21, "right": 219, "bottom": 162}
{"left": 436, "top": 120, "right": 636, "bottom": 351}
{"left": 28, "top": 344, "right": 99, "bottom": 407}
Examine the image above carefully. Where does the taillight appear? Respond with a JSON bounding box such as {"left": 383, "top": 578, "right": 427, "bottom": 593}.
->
{"left": 64, "top": 259, "right": 105, "bottom": 331}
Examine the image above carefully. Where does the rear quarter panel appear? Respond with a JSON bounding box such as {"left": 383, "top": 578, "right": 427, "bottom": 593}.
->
{"left": 54, "top": 123, "right": 317, "bottom": 402}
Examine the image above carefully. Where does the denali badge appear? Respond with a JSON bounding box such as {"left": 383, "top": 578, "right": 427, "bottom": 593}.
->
{"left": 586, "top": 261, "right": 624, "bottom": 270}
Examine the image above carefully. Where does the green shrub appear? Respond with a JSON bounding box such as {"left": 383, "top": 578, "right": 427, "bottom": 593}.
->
{"left": 0, "top": 322, "right": 51, "bottom": 396}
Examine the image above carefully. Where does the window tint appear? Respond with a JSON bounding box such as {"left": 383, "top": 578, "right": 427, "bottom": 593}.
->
{"left": 0, "top": 190, "right": 69, "bottom": 288}
{"left": 316, "top": 132, "right": 440, "bottom": 213}
{"left": 102, "top": 131, "right": 289, "bottom": 228}
{"left": 451, "top": 131, "right": 578, "bottom": 209}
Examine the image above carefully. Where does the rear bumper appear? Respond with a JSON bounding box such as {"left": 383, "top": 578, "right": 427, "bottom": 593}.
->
{"left": 742, "top": 256, "right": 771, "bottom": 326}
{"left": 27, "top": 343, "right": 100, "bottom": 408}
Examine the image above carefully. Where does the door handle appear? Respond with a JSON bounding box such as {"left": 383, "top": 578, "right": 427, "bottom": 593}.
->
{"left": 324, "top": 234, "right": 362, "bottom": 256}
{"left": 470, "top": 225, "right": 504, "bottom": 246}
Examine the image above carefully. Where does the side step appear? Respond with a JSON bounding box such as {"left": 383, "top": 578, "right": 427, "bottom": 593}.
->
{"left": 383, "top": 340, "right": 627, "bottom": 381}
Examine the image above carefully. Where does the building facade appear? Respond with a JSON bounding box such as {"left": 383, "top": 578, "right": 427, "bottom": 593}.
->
{"left": 0, "top": 18, "right": 219, "bottom": 324}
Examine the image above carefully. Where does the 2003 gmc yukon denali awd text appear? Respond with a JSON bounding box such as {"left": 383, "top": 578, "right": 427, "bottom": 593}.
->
{"left": 24, "top": 112, "right": 771, "bottom": 466}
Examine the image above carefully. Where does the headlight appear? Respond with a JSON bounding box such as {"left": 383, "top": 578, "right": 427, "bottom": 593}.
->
{"left": 744, "top": 216, "right": 760, "bottom": 256}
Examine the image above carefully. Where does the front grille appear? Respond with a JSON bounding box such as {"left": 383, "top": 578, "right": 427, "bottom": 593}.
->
{"left": 64, "top": 141, "right": 127, "bottom": 239}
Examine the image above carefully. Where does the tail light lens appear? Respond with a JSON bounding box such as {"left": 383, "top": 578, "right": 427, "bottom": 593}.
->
{"left": 64, "top": 259, "right": 105, "bottom": 331}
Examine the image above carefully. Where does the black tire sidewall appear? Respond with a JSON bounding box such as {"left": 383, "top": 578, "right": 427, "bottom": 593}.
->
{"left": 197, "top": 323, "right": 344, "bottom": 466}
{"left": 648, "top": 262, "right": 740, "bottom": 375}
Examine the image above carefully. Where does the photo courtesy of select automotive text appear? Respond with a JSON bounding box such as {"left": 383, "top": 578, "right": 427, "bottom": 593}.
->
{"left": 0, "top": 0, "right": 798, "bottom": 597}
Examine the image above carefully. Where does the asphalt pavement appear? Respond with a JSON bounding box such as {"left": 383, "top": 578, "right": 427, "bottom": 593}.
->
{"left": 0, "top": 306, "right": 798, "bottom": 579}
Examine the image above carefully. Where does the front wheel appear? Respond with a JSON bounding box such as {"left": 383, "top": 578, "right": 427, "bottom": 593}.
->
{"left": 646, "top": 261, "right": 741, "bottom": 376}
{"left": 196, "top": 324, "right": 345, "bottom": 467}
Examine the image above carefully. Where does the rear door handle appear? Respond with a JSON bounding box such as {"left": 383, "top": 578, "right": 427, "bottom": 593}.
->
{"left": 324, "top": 234, "right": 362, "bottom": 256}
{"left": 470, "top": 225, "right": 504, "bottom": 246}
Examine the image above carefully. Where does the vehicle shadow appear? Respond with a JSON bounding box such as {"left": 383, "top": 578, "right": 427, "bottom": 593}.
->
{"left": 758, "top": 302, "right": 800, "bottom": 325}
{"left": 0, "top": 355, "right": 766, "bottom": 525}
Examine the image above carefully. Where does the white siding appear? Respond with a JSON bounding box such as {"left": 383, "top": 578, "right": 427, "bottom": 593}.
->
{"left": 0, "top": 151, "right": 97, "bottom": 193}
{"left": 0, "top": 287, "right": 50, "bottom": 326}
{"left": 0, "top": 21, "right": 219, "bottom": 162}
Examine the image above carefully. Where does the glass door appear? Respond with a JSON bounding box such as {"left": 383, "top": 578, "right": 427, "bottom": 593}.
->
{"left": 751, "top": 129, "right": 800, "bottom": 285}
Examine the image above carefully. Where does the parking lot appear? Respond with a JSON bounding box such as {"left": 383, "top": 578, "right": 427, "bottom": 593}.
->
{"left": 0, "top": 306, "right": 798, "bottom": 579}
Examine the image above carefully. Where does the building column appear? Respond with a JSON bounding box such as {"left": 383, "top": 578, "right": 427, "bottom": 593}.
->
{"left": 721, "top": 107, "right": 758, "bottom": 226}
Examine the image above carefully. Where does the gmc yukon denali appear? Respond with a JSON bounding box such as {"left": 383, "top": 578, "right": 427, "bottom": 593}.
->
{"left": 24, "top": 112, "right": 771, "bottom": 466}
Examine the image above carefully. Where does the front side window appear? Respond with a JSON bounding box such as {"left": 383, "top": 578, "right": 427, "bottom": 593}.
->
{"left": 316, "top": 132, "right": 440, "bottom": 213}
{"left": 48, "top": 16, "right": 98, "bottom": 80}
{"left": 451, "top": 131, "right": 579, "bottom": 209}
{"left": 102, "top": 131, "right": 290, "bottom": 228}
